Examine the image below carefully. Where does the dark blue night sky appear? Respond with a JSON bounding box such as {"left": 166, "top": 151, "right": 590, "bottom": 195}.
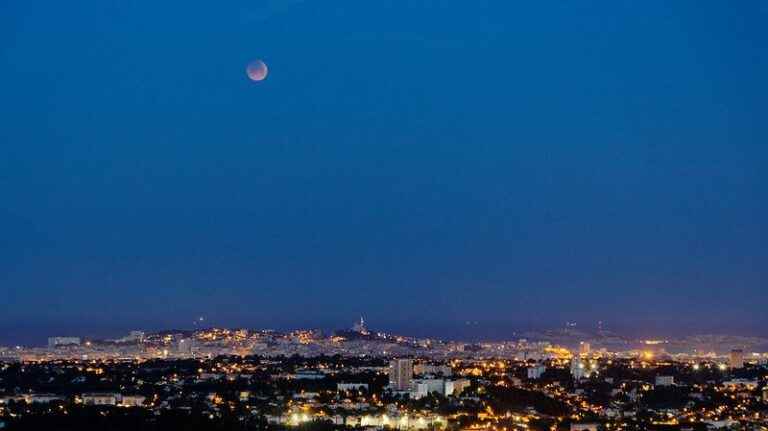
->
{"left": 1, "top": 1, "right": 766, "bottom": 345}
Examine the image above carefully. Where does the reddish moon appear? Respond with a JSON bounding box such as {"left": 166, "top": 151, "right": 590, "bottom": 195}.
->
{"left": 246, "top": 60, "right": 268, "bottom": 82}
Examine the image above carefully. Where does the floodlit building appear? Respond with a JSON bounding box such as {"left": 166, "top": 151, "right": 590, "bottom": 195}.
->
{"left": 570, "top": 358, "right": 588, "bottom": 379}
{"left": 82, "top": 393, "right": 118, "bottom": 406}
{"left": 413, "top": 363, "right": 453, "bottom": 376}
{"left": 655, "top": 375, "right": 674, "bottom": 386}
{"left": 722, "top": 379, "right": 758, "bottom": 390}
{"left": 579, "top": 342, "right": 591, "bottom": 356}
{"left": 411, "top": 378, "right": 445, "bottom": 398}
{"left": 120, "top": 395, "right": 146, "bottom": 407}
{"left": 445, "top": 379, "right": 470, "bottom": 396}
{"left": 389, "top": 359, "right": 413, "bottom": 391}
{"left": 294, "top": 369, "right": 325, "bottom": 380}
{"left": 23, "top": 394, "right": 65, "bottom": 404}
{"left": 527, "top": 365, "right": 546, "bottom": 379}
{"left": 571, "top": 423, "right": 599, "bottom": 431}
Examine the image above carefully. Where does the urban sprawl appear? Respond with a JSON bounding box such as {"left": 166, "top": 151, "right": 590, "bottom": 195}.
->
{"left": 1, "top": 319, "right": 767, "bottom": 430}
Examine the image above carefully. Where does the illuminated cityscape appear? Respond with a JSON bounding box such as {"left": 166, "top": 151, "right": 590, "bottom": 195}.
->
{"left": 2, "top": 0, "right": 766, "bottom": 430}
{"left": 1, "top": 320, "right": 768, "bottom": 430}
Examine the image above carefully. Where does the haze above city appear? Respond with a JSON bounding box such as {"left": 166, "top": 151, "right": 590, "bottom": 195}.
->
{"left": 2, "top": 1, "right": 767, "bottom": 345}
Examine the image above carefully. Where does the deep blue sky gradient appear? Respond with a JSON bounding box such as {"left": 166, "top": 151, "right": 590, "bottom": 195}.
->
{"left": 1, "top": 0, "right": 767, "bottom": 344}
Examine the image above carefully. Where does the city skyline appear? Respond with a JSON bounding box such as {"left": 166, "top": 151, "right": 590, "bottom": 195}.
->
{"left": 4, "top": 315, "right": 768, "bottom": 349}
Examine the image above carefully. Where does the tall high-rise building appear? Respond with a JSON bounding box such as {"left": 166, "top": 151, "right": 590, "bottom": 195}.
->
{"left": 177, "top": 338, "right": 194, "bottom": 355}
{"left": 729, "top": 349, "right": 744, "bottom": 369}
{"left": 389, "top": 359, "right": 413, "bottom": 391}
{"left": 579, "top": 342, "right": 591, "bottom": 356}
